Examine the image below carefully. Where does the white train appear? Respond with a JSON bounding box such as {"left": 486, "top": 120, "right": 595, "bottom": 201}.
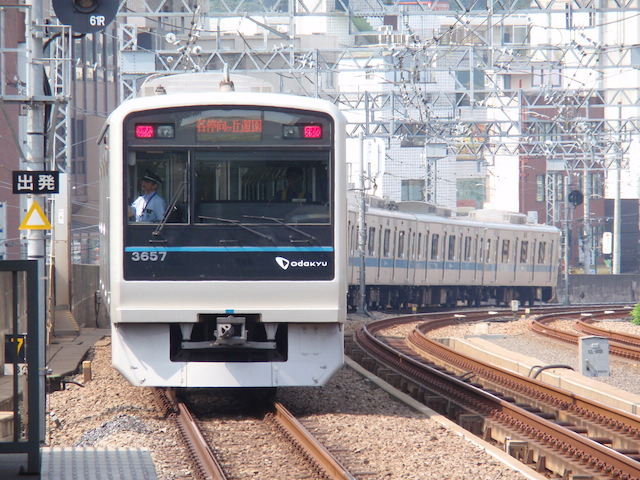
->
{"left": 347, "top": 196, "right": 560, "bottom": 309}
{"left": 98, "top": 73, "right": 346, "bottom": 388}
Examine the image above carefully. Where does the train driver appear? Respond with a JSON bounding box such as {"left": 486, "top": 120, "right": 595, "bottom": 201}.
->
{"left": 130, "top": 171, "right": 167, "bottom": 223}
{"left": 272, "top": 166, "right": 312, "bottom": 203}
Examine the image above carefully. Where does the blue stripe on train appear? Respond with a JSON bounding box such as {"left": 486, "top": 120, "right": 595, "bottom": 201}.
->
{"left": 126, "top": 246, "right": 334, "bottom": 253}
{"left": 348, "top": 256, "right": 553, "bottom": 273}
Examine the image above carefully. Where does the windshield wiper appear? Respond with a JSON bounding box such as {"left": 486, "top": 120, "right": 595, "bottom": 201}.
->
{"left": 152, "top": 181, "right": 186, "bottom": 241}
{"left": 199, "top": 216, "right": 274, "bottom": 242}
{"left": 243, "top": 215, "right": 317, "bottom": 243}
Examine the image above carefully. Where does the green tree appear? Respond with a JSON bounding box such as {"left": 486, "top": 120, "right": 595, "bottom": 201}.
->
{"left": 632, "top": 303, "right": 640, "bottom": 325}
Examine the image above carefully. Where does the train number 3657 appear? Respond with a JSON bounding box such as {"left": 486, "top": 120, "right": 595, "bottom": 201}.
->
{"left": 131, "top": 251, "right": 167, "bottom": 262}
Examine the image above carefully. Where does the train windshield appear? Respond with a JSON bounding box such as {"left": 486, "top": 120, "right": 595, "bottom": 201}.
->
{"left": 127, "top": 150, "right": 330, "bottom": 226}
{"left": 121, "top": 104, "right": 336, "bottom": 281}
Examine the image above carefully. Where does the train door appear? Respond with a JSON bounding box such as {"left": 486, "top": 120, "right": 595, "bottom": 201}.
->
{"left": 499, "top": 237, "right": 509, "bottom": 284}
{"left": 416, "top": 232, "right": 422, "bottom": 284}
{"left": 518, "top": 239, "right": 529, "bottom": 284}
{"left": 441, "top": 232, "right": 448, "bottom": 282}
{"left": 406, "top": 228, "right": 414, "bottom": 283}
{"left": 482, "top": 237, "right": 490, "bottom": 285}
{"left": 422, "top": 229, "right": 429, "bottom": 283}
{"left": 366, "top": 225, "right": 376, "bottom": 285}
{"left": 460, "top": 234, "right": 468, "bottom": 281}
{"left": 513, "top": 238, "right": 519, "bottom": 282}
{"left": 429, "top": 231, "right": 440, "bottom": 285}
{"left": 444, "top": 231, "right": 457, "bottom": 285}
{"left": 377, "top": 227, "right": 385, "bottom": 281}
{"left": 347, "top": 219, "right": 354, "bottom": 284}
{"left": 382, "top": 226, "right": 392, "bottom": 283}
{"left": 391, "top": 226, "right": 398, "bottom": 283}
{"left": 531, "top": 239, "right": 537, "bottom": 283}
{"left": 349, "top": 220, "right": 359, "bottom": 285}
{"left": 475, "top": 235, "right": 482, "bottom": 284}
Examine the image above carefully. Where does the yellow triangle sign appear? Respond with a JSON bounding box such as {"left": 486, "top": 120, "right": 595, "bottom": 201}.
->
{"left": 19, "top": 202, "right": 52, "bottom": 230}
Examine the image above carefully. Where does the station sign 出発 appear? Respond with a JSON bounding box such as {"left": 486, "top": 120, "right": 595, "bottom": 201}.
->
{"left": 13, "top": 171, "right": 60, "bottom": 194}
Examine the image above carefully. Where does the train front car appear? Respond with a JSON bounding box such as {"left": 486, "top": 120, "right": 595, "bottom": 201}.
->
{"left": 99, "top": 90, "right": 347, "bottom": 388}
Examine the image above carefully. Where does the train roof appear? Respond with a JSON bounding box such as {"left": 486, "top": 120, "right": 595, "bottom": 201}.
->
{"left": 99, "top": 73, "right": 345, "bottom": 141}
{"left": 139, "top": 72, "right": 275, "bottom": 96}
{"left": 349, "top": 194, "right": 559, "bottom": 233}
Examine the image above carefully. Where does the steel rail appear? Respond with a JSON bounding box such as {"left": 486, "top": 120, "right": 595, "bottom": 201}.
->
{"left": 409, "top": 326, "right": 640, "bottom": 438}
{"left": 355, "top": 313, "right": 640, "bottom": 480}
{"left": 575, "top": 310, "right": 640, "bottom": 349}
{"left": 271, "top": 402, "right": 356, "bottom": 480}
{"left": 529, "top": 308, "right": 640, "bottom": 361}
{"left": 165, "top": 389, "right": 227, "bottom": 480}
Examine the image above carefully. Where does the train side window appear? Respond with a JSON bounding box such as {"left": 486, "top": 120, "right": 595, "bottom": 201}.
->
{"left": 383, "top": 229, "right": 391, "bottom": 257}
{"left": 501, "top": 240, "right": 510, "bottom": 263}
{"left": 448, "top": 235, "right": 456, "bottom": 261}
{"left": 398, "top": 231, "right": 405, "bottom": 258}
{"left": 479, "top": 238, "right": 484, "bottom": 263}
{"left": 520, "top": 241, "right": 529, "bottom": 263}
{"left": 431, "top": 234, "right": 439, "bottom": 260}
{"left": 485, "top": 239, "right": 491, "bottom": 263}
{"left": 538, "top": 242, "right": 546, "bottom": 263}
{"left": 367, "top": 227, "right": 376, "bottom": 256}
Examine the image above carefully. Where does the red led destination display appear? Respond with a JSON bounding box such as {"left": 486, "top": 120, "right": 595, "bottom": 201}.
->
{"left": 135, "top": 124, "right": 155, "bottom": 138}
{"left": 303, "top": 125, "right": 323, "bottom": 139}
{"left": 196, "top": 118, "right": 263, "bottom": 142}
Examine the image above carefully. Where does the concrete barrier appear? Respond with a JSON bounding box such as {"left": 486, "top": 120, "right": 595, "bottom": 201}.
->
{"left": 556, "top": 274, "right": 640, "bottom": 305}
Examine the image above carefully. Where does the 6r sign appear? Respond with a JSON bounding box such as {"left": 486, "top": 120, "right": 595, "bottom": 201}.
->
{"left": 52, "top": 0, "right": 118, "bottom": 34}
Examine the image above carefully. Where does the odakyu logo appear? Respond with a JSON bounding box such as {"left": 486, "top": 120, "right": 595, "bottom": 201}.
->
{"left": 275, "top": 256, "right": 328, "bottom": 270}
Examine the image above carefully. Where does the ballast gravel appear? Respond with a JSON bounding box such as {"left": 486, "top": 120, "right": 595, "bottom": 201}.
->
{"left": 47, "top": 312, "right": 640, "bottom": 479}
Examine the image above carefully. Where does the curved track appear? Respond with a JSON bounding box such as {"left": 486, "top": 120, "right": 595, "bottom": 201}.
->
{"left": 529, "top": 307, "right": 640, "bottom": 360}
{"left": 351, "top": 307, "right": 640, "bottom": 480}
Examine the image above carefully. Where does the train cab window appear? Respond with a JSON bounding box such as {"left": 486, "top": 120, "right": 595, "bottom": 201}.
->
{"left": 383, "top": 229, "right": 391, "bottom": 257}
{"left": 127, "top": 151, "right": 189, "bottom": 224}
{"left": 447, "top": 235, "right": 456, "bottom": 261}
{"left": 193, "top": 151, "right": 330, "bottom": 224}
{"left": 538, "top": 242, "right": 546, "bottom": 263}
{"left": 520, "top": 241, "right": 529, "bottom": 263}
{"left": 367, "top": 227, "right": 376, "bottom": 256}
{"left": 501, "top": 240, "right": 510, "bottom": 263}
{"left": 431, "top": 234, "right": 439, "bottom": 260}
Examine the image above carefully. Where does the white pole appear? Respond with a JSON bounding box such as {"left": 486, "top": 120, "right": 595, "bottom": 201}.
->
{"left": 612, "top": 148, "right": 621, "bottom": 274}
{"left": 564, "top": 176, "right": 571, "bottom": 305}
{"left": 357, "top": 133, "right": 367, "bottom": 314}
{"left": 25, "top": 0, "right": 46, "bottom": 261}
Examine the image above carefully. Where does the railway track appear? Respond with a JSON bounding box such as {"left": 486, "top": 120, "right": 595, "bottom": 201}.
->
{"left": 529, "top": 307, "right": 640, "bottom": 360}
{"left": 154, "top": 388, "right": 355, "bottom": 480}
{"left": 349, "top": 306, "right": 640, "bottom": 480}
